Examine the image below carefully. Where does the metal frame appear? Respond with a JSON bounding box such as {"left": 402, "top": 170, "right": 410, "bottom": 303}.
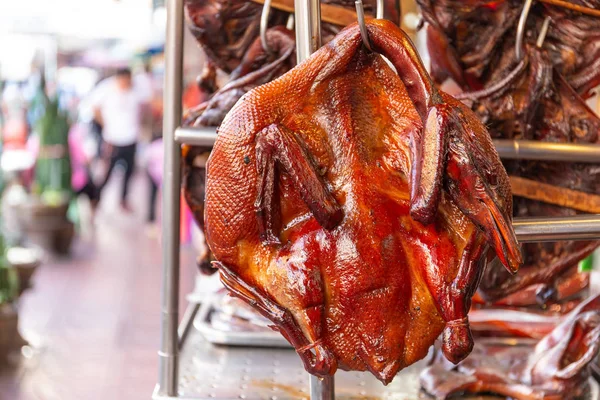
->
{"left": 157, "top": 0, "right": 600, "bottom": 398}
{"left": 175, "top": 127, "right": 600, "bottom": 163}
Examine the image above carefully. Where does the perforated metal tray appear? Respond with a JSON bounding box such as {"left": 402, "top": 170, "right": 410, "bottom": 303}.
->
{"left": 154, "top": 312, "right": 600, "bottom": 400}
{"left": 156, "top": 321, "right": 426, "bottom": 400}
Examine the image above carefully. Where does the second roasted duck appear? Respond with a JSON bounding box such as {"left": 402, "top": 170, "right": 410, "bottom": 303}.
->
{"left": 418, "top": 0, "right": 600, "bottom": 308}
{"left": 200, "top": 20, "right": 521, "bottom": 383}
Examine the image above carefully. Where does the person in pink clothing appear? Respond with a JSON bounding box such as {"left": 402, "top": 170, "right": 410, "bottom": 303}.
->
{"left": 28, "top": 122, "right": 100, "bottom": 209}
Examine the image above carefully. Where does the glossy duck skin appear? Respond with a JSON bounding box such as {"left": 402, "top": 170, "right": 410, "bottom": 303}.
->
{"left": 203, "top": 20, "right": 520, "bottom": 383}
{"left": 421, "top": 294, "right": 600, "bottom": 399}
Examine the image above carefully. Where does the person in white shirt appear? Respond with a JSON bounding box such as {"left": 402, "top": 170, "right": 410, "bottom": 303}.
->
{"left": 91, "top": 68, "right": 147, "bottom": 211}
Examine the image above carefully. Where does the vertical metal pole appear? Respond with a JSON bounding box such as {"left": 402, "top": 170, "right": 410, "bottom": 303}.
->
{"left": 293, "top": 0, "right": 334, "bottom": 398}
{"left": 158, "top": 0, "right": 184, "bottom": 396}
{"left": 294, "top": 0, "right": 322, "bottom": 62}
{"left": 310, "top": 375, "right": 334, "bottom": 400}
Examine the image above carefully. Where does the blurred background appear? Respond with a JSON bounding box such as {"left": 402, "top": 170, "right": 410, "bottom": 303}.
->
{"left": 1, "top": 0, "right": 599, "bottom": 400}
{"left": 0, "top": 1, "right": 208, "bottom": 399}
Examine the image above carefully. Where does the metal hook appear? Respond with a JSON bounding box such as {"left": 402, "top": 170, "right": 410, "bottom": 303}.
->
{"left": 355, "top": 0, "right": 384, "bottom": 51}
{"left": 536, "top": 16, "right": 551, "bottom": 48}
{"left": 356, "top": 0, "right": 373, "bottom": 51}
{"left": 515, "top": 0, "right": 534, "bottom": 61}
{"left": 260, "top": 0, "right": 273, "bottom": 53}
{"left": 286, "top": 14, "right": 295, "bottom": 31}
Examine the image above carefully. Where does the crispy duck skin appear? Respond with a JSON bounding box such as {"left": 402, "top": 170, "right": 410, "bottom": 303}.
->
{"left": 202, "top": 20, "right": 520, "bottom": 383}
{"left": 421, "top": 294, "right": 600, "bottom": 400}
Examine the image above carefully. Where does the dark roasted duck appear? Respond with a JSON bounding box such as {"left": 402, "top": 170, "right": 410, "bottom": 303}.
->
{"left": 418, "top": 0, "right": 600, "bottom": 96}
{"left": 184, "top": 0, "right": 289, "bottom": 73}
{"left": 183, "top": 26, "right": 296, "bottom": 127}
{"left": 201, "top": 20, "right": 520, "bottom": 383}
{"left": 421, "top": 294, "right": 600, "bottom": 399}
{"left": 419, "top": 0, "right": 600, "bottom": 307}
{"left": 184, "top": 0, "right": 399, "bottom": 75}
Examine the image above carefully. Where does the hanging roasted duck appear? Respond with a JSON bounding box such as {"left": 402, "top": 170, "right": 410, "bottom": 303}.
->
{"left": 466, "top": 45, "right": 600, "bottom": 305}
{"left": 421, "top": 294, "right": 600, "bottom": 399}
{"left": 201, "top": 20, "right": 521, "bottom": 383}
{"left": 418, "top": 0, "right": 600, "bottom": 307}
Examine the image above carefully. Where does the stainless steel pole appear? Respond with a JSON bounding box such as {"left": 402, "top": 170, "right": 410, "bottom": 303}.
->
{"left": 310, "top": 375, "right": 335, "bottom": 400}
{"left": 294, "top": 0, "right": 321, "bottom": 62}
{"left": 158, "top": 0, "right": 185, "bottom": 396}
{"left": 514, "top": 214, "right": 600, "bottom": 242}
{"left": 293, "top": 0, "right": 333, "bottom": 398}
{"left": 493, "top": 140, "right": 600, "bottom": 163}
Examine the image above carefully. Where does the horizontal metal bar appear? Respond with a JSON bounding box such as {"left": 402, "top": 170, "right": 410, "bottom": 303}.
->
{"left": 175, "top": 126, "right": 218, "bottom": 146}
{"left": 176, "top": 129, "right": 600, "bottom": 163}
{"left": 514, "top": 214, "right": 600, "bottom": 242}
{"left": 175, "top": 127, "right": 600, "bottom": 241}
{"left": 493, "top": 140, "right": 600, "bottom": 163}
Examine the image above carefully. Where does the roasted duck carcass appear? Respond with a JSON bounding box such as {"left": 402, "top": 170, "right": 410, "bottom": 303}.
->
{"left": 464, "top": 48, "right": 600, "bottom": 306}
{"left": 201, "top": 20, "right": 521, "bottom": 383}
{"left": 421, "top": 294, "right": 600, "bottom": 399}
{"left": 418, "top": 0, "right": 600, "bottom": 307}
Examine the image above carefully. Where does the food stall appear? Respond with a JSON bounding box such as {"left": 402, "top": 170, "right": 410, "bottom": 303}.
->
{"left": 154, "top": 0, "right": 600, "bottom": 398}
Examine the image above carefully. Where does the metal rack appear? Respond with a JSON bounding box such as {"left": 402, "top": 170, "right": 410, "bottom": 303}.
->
{"left": 155, "top": 0, "right": 600, "bottom": 398}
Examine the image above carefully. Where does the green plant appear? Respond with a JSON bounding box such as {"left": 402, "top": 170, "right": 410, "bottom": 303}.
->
{"left": 33, "top": 95, "right": 72, "bottom": 204}
{"left": 0, "top": 232, "right": 18, "bottom": 305}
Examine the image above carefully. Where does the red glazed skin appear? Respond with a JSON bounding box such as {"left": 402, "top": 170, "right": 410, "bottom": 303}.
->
{"left": 202, "top": 20, "right": 521, "bottom": 384}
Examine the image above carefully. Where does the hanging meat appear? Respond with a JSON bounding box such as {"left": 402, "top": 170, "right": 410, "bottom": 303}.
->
{"left": 201, "top": 20, "right": 521, "bottom": 383}
{"left": 418, "top": 0, "right": 600, "bottom": 307}
{"left": 467, "top": 46, "right": 600, "bottom": 305}
{"left": 421, "top": 294, "right": 600, "bottom": 399}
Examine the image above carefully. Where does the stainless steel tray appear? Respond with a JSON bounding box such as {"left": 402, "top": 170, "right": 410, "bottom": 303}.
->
{"left": 194, "top": 297, "right": 292, "bottom": 348}
{"left": 160, "top": 318, "right": 427, "bottom": 400}
{"left": 156, "top": 316, "right": 600, "bottom": 400}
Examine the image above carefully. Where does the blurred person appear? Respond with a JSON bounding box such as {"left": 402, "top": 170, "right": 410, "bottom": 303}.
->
{"left": 1, "top": 83, "right": 28, "bottom": 150}
{"left": 146, "top": 135, "right": 162, "bottom": 226}
{"left": 91, "top": 68, "right": 148, "bottom": 212}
